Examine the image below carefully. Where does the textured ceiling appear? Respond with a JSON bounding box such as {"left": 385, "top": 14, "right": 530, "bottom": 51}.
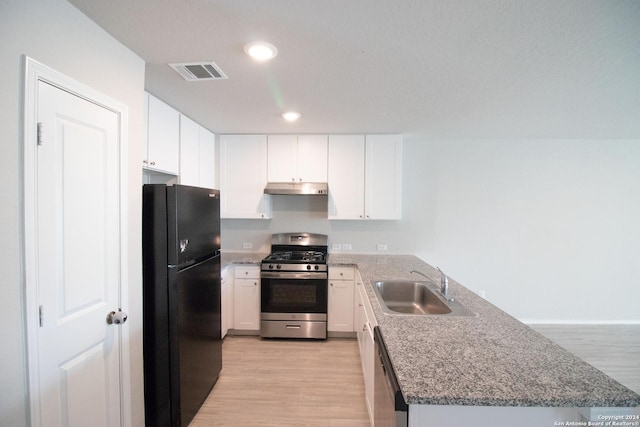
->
{"left": 67, "top": 0, "right": 640, "bottom": 138}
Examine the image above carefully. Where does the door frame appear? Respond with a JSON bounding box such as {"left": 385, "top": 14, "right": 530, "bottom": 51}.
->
{"left": 22, "top": 56, "right": 131, "bottom": 427}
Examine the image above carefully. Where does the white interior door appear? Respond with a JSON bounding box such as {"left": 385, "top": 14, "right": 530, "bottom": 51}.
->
{"left": 33, "top": 79, "right": 123, "bottom": 427}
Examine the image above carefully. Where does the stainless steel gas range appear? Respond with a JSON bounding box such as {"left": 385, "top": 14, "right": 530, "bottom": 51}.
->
{"left": 260, "top": 233, "right": 328, "bottom": 339}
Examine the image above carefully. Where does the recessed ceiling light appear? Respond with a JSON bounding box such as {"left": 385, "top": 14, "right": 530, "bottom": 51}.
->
{"left": 243, "top": 41, "right": 278, "bottom": 61}
{"left": 282, "top": 111, "right": 302, "bottom": 122}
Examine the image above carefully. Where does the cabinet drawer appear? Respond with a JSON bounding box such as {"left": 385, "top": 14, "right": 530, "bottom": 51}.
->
{"left": 234, "top": 265, "right": 260, "bottom": 279}
{"left": 329, "top": 266, "right": 354, "bottom": 280}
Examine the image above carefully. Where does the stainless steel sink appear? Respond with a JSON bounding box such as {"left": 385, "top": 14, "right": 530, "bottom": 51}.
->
{"left": 372, "top": 280, "right": 475, "bottom": 316}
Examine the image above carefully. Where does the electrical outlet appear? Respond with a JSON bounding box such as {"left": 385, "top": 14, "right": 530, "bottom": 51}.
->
{"left": 332, "top": 243, "right": 342, "bottom": 250}
{"left": 376, "top": 244, "right": 388, "bottom": 251}
{"left": 478, "top": 290, "right": 486, "bottom": 298}
{"left": 242, "top": 242, "right": 253, "bottom": 249}
{"left": 342, "top": 243, "right": 352, "bottom": 251}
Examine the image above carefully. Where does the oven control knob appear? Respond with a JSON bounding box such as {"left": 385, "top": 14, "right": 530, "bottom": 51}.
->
{"left": 306, "top": 264, "right": 311, "bottom": 270}
{"left": 314, "top": 265, "right": 319, "bottom": 271}
{"left": 277, "top": 264, "right": 281, "bottom": 270}
{"left": 268, "top": 264, "right": 274, "bottom": 270}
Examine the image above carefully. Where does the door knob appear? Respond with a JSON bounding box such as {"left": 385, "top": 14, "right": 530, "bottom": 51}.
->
{"left": 107, "top": 309, "right": 128, "bottom": 325}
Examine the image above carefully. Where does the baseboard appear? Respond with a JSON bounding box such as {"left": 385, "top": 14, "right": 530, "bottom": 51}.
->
{"left": 227, "top": 329, "right": 260, "bottom": 336}
{"left": 521, "top": 319, "right": 640, "bottom": 325}
{"left": 328, "top": 331, "right": 357, "bottom": 339}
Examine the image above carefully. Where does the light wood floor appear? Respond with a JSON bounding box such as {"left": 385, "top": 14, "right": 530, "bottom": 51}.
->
{"left": 191, "top": 326, "right": 640, "bottom": 426}
{"left": 190, "top": 337, "right": 370, "bottom": 427}
{"left": 531, "top": 324, "right": 640, "bottom": 394}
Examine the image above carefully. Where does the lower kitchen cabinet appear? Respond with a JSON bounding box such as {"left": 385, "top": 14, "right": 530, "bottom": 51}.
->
{"left": 355, "top": 270, "right": 376, "bottom": 424}
{"left": 233, "top": 266, "right": 261, "bottom": 331}
{"left": 327, "top": 267, "right": 355, "bottom": 332}
{"left": 221, "top": 266, "right": 234, "bottom": 338}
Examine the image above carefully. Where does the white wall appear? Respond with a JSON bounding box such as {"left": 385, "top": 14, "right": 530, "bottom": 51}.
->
{"left": 222, "top": 138, "right": 640, "bottom": 323}
{"left": 405, "top": 139, "right": 640, "bottom": 323}
{"left": 0, "top": 1, "right": 145, "bottom": 425}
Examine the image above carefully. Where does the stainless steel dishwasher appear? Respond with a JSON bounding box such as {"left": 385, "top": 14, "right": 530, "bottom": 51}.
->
{"left": 374, "top": 326, "right": 408, "bottom": 427}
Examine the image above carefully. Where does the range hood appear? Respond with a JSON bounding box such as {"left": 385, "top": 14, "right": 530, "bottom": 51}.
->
{"left": 264, "top": 182, "right": 328, "bottom": 195}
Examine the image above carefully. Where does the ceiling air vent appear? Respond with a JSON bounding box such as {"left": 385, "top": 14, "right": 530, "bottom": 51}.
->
{"left": 169, "top": 62, "right": 228, "bottom": 81}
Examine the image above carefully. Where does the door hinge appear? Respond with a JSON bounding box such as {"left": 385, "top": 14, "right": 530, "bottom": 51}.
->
{"left": 39, "top": 305, "right": 44, "bottom": 327}
{"left": 37, "top": 122, "right": 43, "bottom": 146}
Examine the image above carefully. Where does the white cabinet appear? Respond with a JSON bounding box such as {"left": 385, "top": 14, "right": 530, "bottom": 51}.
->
{"left": 365, "top": 134, "right": 403, "bottom": 219}
{"left": 355, "top": 269, "right": 376, "bottom": 424}
{"left": 328, "top": 134, "right": 402, "bottom": 220}
{"left": 198, "top": 127, "right": 216, "bottom": 188}
{"left": 144, "top": 93, "right": 180, "bottom": 175}
{"left": 328, "top": 135, "right": 365, "bottom": 219}
{"left": 267, "top": 134, "right": 328, "bottom": 182}
{"left": 327, "top": 267, "right": 355, "bottom": 332}
{"left": 233, "top": 266, "right": 260, "bottom": 331}
{"left": 179, "top": 114, "right": 216, "bottom": 188}
{"left": 219, "top": 135, "right": 271, "bottom": 219}
{"left": 221, "top": 267, "right": 234, "bottom": 339}
{"left": 363, "top": 319, "right": 375, "bottom": 423}
{"left": 178, "top": 114, "right": 199, "bottom": 185}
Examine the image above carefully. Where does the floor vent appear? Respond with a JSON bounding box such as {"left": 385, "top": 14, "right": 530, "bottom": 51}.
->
{"left": 169, "top": 62, "right": 228, "bottom": 81}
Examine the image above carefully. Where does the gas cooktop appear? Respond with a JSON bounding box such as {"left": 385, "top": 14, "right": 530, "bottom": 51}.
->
{"left": 263, "top": 250, "right": 326, "bottom": 263}
{"left": 261, "top": 233, "right": 329, "bottom": 273}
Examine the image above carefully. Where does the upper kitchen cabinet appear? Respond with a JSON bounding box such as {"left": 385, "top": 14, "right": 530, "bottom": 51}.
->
{"left": 144, "top": 92, "right": 180, "bottom": 175}
{"left": 198, "top": 127, "right": 216, "bottom": 189}
{"left": 219, "top": 134, "right": 272, "bottom": 219}
{"left": 364, "top": 135, "right": 403, "bottom": 219}
{"left": 327, "top": 135, "right": 366, "bottom": 219}
{"left": 267, "top": 134, "right": 328, "bottom": 182}
{"left": 179, "top": 114, "right": 216, "bottom": 189}
{"left": 328, "top": 134, "right": 402, "bottom": 220}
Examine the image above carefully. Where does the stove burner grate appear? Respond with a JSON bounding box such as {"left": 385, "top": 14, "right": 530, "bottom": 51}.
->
{"left": 264, "top": 250, "right": 326, "bottom": 263}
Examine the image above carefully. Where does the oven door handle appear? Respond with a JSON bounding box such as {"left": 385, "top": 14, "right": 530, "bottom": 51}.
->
{"left": 261, "top": 271, "right": 328, "bottom": 280}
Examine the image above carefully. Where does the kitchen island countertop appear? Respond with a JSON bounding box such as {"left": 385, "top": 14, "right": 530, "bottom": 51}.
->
{"left": 328, "top": 254, "right": 640, "bottom": 408}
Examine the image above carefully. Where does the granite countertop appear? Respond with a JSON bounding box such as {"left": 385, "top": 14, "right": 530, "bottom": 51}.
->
{"left": 221, "top": 251, "right": 267, "bottom": 267}
{"left": 328, "top": 254, "right": 640, "bottom": 408}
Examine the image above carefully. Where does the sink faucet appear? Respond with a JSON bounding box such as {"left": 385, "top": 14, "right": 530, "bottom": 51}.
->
{"left": 410, "top": 268, "right": 455, "bottom": 302}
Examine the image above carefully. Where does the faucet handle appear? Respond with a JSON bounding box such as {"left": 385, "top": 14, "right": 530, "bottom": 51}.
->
{"left": 436, "top": 267, "right": 454, "bottom": 301}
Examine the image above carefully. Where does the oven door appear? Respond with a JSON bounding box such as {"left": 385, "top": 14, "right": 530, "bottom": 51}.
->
{"left": 261, "top": 271, "right": 328, "bottom": 315}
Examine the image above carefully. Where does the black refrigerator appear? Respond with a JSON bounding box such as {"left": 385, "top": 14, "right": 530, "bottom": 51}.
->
{"left": 142, "top": 184, "right": 222, "bottom": 427}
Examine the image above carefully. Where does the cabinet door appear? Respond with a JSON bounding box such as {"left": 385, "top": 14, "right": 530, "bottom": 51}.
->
{"left": 221, "top": 267, "right": 234, "bottom": 338}
{"left": 328, "top": 135, "right": 365, "bottom": 219}
{"left": 267, "top": 134, "right": 297, "bottom": 182}
{"left": 219, "top": 135, "right": 271, "bottom": 218}
{"left": 199, "top": 127, "right": 216, "bottom": 189}
{"left": 365, "top": 135, "right": 403, "bottom": 219}
{"left": 179, "top": 114, "right": 200, "bottom": 186}
{"left": 355, "top": 274, "right": 376, "bottom": 424}
{"left": 233, "top": 278, "right": 260, "bottom": 330}
{"left": 221, "top": 277, "right": 228, "bottom": 338}
{"left": 328, "top": 279, "right": 355, "bottom": 332}
{"left": 146, "top": 94, "right": 179, "bottom": 174}
{"left": 363, "top": 320, "right": 375, "bottom": 422}
{"left": 355, "top": 283, "right": 367, "bottom": 361}
{"left": 297, "top": 134, "right": 328, "bottom": 182}
{"left": 143, "top": 93, "right": 149, "bottom": 166}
